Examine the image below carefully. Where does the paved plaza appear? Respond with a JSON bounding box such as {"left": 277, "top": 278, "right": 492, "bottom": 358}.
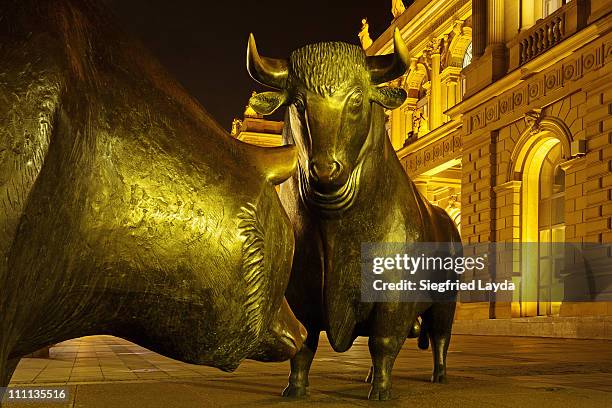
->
{"left": 3, "top": 334, "right": 611, "bottom": 407}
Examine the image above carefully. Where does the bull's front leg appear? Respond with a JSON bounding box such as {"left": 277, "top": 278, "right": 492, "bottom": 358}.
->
{"left": 364, "top": 315, "right": 421, "bottom": 384}
{"left": 282, "top": 330, "right": 319, "bottom": 398}
{"left": 367, "top": 335, "right": 404, "bottom": 401}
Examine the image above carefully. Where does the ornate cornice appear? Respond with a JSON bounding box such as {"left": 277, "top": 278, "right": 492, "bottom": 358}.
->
{"left": 397, "top": 118, "right": 463, "bottom": 175}
{"left": 464, "top": 40, "right": 611, "bottom": 135}
{"left": 402, "top": 132, "right": 462, "bottom": 175}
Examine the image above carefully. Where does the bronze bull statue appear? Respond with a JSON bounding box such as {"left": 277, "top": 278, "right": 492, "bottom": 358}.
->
{"left": 0, "top": 0, "right": 306, "bottom": 390}
{"left": 247, "top": 29, "right": 462, "bottom": 400}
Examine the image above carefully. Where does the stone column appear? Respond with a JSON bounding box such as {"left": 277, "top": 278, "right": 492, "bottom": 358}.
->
{"left": 389, "top": 107, "right": 404, "bottom": 150}
{"left": 487, "top": 0, "right": 504, "bottom": 45}
{"left": 492, "top": 180, "right": 523, "bottom": 318}
{"left": 422, "top": 81, "right": 432, "bottom": 131}
{"left": 447, "top": 77, "right": 457, "bottom": 110}
{"left": 429, "top": 39, "right": 442, "bottom": 130}
{"left": 441, "top": 77, "right": 448, "bottom": 123}
{"left": 472, "top": 0, "right": 487, "bottom": 58}
{"left": 441, "top": 66, "right": 462, "bottom": 117}
{"left": 486, "top": 0, "right": 507, "bottom": 80}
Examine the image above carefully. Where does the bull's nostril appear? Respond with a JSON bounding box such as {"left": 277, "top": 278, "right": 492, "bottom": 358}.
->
{"left": 309, "top": 160, "right": 343, "bottom": 183}
{"left": 329, "top": 161, "right": 341, "bottom": 180}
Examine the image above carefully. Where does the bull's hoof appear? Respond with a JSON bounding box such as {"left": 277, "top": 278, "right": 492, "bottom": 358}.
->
{"left": 368, "top": 384, "right": 392, "bottom": 401}
{"left": 282, "top": 384, "right": 308, "bottom": 398}
{"left": 364, "top": 366, "right": 373, "bottom": 383}
{"left": 431, "top": 372, "right": 448, "bottom": 384}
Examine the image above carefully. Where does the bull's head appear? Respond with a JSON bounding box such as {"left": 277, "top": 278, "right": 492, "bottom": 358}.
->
{"left": 247, "top": 29, "right": 409, "bottom": 212}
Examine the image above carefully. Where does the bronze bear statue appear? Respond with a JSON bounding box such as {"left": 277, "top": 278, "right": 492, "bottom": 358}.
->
{"left": 0, "top": 0, "right": 306, "bottom": 390}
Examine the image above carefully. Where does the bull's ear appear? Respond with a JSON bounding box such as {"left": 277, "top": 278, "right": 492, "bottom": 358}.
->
{"left": 371, "top": 86, "right": 407, "bottom": 109}
{"left": 249, "top": 91, "right": 288, "bottom": 115}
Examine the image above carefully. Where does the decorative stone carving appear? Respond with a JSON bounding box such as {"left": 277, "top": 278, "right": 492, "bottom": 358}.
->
{"left": 412, "top": 106, "right": 426, "bottom": 137}
{"left": 446, "top": 19, "right": 473, "bottom": 68}
{"left": 424, "top": 37, "right": 443, "bottom": 59}
{"left": 523, "top": 108, "right": 542, "bottom": 135}
{"left": 404, "top": 132, "right": 463, "bottom": 173}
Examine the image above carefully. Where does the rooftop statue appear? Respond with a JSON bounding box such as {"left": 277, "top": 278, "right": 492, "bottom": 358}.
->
{"left": 0, "top": 0, "right": 306, "bottom": 391}
{"left": 392, "top": 0, "right": 406, "bottom": 18}
{"left": 247, "top": 29, "right": 461, "bottom": 401}
{"left": 358, "top": 18, "right": 373, "bottom": 50}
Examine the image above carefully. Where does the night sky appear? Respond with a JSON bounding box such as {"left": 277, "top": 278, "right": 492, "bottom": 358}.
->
{"left": 108, "top": 1, "right": 395, "bottom": 130}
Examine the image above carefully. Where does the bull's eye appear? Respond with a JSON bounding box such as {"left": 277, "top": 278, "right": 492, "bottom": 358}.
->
{"left": 348, "top": 90, "right": 363, "bottom": 113}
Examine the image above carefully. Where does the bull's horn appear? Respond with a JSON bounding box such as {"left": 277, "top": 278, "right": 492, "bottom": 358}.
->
{"left": 367, "top": 28, "right": 410, "bottom": 84}
{"left": 247, "top": 33, "right": 289, "bottom": 89}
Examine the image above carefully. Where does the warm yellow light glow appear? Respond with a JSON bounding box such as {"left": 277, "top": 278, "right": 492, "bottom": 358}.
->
{"left": 518, "top": 135, "right": 560, "bottom": 317}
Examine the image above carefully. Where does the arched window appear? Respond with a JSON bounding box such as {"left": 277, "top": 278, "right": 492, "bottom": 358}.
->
{"left": 537, "top": 143, "right": 565, "bottom": 316}
{"left": 461, "top": 42, "right": 472, "bottom": 96}
{"left": 517, "top": 138, "right": 566, "bottom": 317}
{"left": 509, "top": 115, "right": 573, "bottom": 318}
{"left": 462, "top": 42, "right": 473, "bottom": 68}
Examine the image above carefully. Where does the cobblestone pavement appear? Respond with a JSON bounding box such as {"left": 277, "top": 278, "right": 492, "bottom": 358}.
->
{"left": 3, "top": 334, "right": 611, "bottom": 407}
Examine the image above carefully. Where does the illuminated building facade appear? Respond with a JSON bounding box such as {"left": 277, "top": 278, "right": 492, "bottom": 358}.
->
{"left": 234, "top": 0, "right": 611, "bottom": 338}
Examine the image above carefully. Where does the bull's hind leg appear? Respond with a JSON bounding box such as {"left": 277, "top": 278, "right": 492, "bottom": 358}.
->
{"left": 367, "top": 335, "right": 405, "bottom": 401}
{"left": 282, "top": 330, "right": 319, "bottom": 398}
{"left": 422, "top": 303, "right": 455, "bottom": 383}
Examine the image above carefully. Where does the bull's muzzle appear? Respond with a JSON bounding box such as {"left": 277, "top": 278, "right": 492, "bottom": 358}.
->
{"left": 308, "top": 159, "right": 348, "bottom": 193}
